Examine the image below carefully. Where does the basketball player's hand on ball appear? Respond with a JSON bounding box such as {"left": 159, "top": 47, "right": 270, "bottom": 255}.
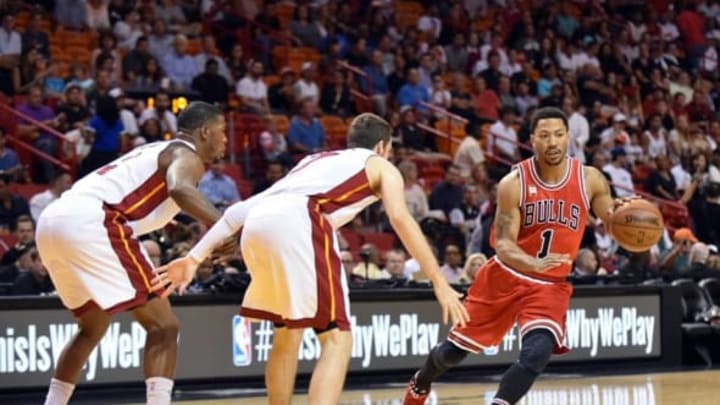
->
{"left": 433, "top": 282, "right": 470, "bottom": 327}
{"left": 533, "top": 253, "right": 572, "bottom": 273}
{"left": 151, "top": 256, "right": 200, "bottom": 298}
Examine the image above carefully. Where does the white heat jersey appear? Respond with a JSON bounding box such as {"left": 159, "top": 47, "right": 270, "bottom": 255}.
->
{"left": 62, "top": 140, "right": 195, "bottom": 235}
{"left": 259, "top": 148, "right": 379, "bottom": 228}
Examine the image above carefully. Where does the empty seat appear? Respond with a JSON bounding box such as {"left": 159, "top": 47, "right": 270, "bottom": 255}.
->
{"left": 362, "top": 232, "right": 396, "bottom": 252}
{"left": 699, "top": 278, "right": 720, "bottom": 306}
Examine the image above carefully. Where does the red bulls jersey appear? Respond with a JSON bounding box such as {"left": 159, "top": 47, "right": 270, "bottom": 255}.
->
{"left": 511, "top": 157, "right": 590, "bottom": 282}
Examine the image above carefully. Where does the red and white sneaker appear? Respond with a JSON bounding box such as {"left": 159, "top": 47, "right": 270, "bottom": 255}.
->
{"left": 402, "top": 373, "right": 430, "bottom": 405}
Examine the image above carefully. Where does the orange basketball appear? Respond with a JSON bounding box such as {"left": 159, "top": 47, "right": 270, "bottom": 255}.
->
{"left": 609, "top": 199, "right": 664, "bottom": 253}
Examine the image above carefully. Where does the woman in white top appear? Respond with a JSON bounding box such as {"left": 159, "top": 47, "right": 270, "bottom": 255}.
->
{"left": 398, "top": 160, "right": 429, "bottom": 222}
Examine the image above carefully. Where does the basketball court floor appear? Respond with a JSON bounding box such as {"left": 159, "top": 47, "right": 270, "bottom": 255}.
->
{"left": 125, "top": 369, "right": 718, "bottom": 404}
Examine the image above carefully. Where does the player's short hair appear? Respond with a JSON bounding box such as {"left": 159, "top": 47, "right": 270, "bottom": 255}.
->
{"left": 346, "top": 113, "right": 392, "bottom": 149}
{"left": 529, "top": 107, "right": 568, "bottom": 133}
{"left": 177, "top": 101, "right": 222, "bottom": 133}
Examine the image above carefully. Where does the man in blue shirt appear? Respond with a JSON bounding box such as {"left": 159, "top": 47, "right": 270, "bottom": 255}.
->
{"left": 287, "top": 99, "right": 326, "bottom": 154}
{"left": 397, "top": 68, "right": 430, "bottom": 111}
{"left": 161, "top": 35, "right": 200, "bottom": 90}
{"left": 198, "top": 159, "right": 241, "bottom": 211}
{"left": 0, "top": 128, "right": 21, "bottom": 179}
{"left": 362, "top": 50, "right": 390, "bottom": 116}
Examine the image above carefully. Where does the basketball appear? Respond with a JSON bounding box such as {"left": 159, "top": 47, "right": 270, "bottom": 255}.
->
{"left": 609, "top": 199, "right": 664, "bottom": 252}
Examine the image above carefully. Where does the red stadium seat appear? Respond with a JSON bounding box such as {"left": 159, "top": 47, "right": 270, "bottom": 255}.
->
{"left": 339, "top": 227, "right": 363, "bottom": 253}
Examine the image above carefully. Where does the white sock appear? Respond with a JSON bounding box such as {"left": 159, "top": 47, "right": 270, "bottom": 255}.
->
{"left": 146, "top": 376, "right": 174, "bottom": 405}
{"left": 44, "top": 378, "right": 75, "bottom": 405}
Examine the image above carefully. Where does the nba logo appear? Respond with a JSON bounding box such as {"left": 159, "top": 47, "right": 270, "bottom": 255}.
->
{"left": 232, "top": 315, "right": 252, "bottom": 367}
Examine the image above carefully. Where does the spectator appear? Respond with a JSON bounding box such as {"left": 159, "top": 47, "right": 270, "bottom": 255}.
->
{"left": 563, "top": 96, "right": 590, "bottom": 163}
{"left": 471, "top": 76, "right": 500, "bottom": 122}
{"left": 287, "top": 99, "right": 326, "bottom": 154}
{"left": 463, "top": 252, "right": 487, "bottom": 282}
{"left": 600, "top": 113, "right": 631, "bottom": 148}
{"left": 138, "top": 117, "right": 163, "bottom": 144}
{"left": 603, "top": 147, "right": 635, "bottom": 198}
{"left": 87, "top": 0, "right": 111, "bottom": 31}
{"left": 10, "top": 244, "right": 53, "bottom": 295}
{"left": 142, "top": 239, "right": 162, "bottom": 267}
{"left": 122, "top": 36, "right": 154, "bottom": 84}
{"left": 429, "top": 164, "right": 464, "bottom": 217}
{"left": 56, "top": 83, "right": 91, "bottom": 133}
{"left": 352, "top": 243, "right": 383, "bottom": 280}
{"left": 0, "top": 128, "right": 21, "bottom": 180}
{"left": 29, "top": 172, "right": 72, "bottom": 221}
{"left": 191, "top": 59, "right": 230, "bottom": 106}
{"left": 362, "top": 50, "right": 390, "bottom": 117}
{"left": 139, "top": 90, "right": 177, "bottom": 136}
{"left": 0, "top": 214, "right": 32, "bottom": 267}
{"left": 417, "top": 53, "right": 436, "bottom": 90}
{"left": 445, "top": 33, "right": 469, "bottom": 73}
{"left": 113, "top": 10, "right": 142, "bottom": 51}
{"left": 448, "top": 73, "right": 475, "bottom": 121}
{"left": 380, "top": 249, "right": 408, "bottom": 282}
{"left": 186, "top": 260, "right": 222, "bottom": 294}
{"left": 268, "top": 67, "right": 297, "bottom": 115}
{"left": 387, "top": 54, "right": 407, "bottom": 96}
{"left": 289, "top": 4, "right": 323, "bottom": 49}
{"left": 642, "top": 113, "right": 669, "bottom": 159}
{"left": 109, "top": 88, "right": 139, "bottom": 140}
{"left": 258, "top": 115, "right": 289, "bottom": 164}
{"left": 320, "top": 70, "right": 354, "bottom": 118}
{"left": 148, "top": 19, "right": 174, "bottom": 62}
{"left": 497, "top": 76, "right": 517, "bottom": 112}
{"left": 91, "top": 32, "right": 122, "bottom": 84}
{"left": 22, "top": 13, "right": 50, "bottom": 58}
{"left": 487, "top": 106, "right": 520, "bottom": 162}
{"left": 397, "top": 160, "right": 429, "bottom": 222}
{"left": 80, "top": 95, "right": 124, "bottom": 176}
{"left": 236, "top": 61, "right": 269, "bottom": 114}
{"left": 647, "top": 155, "right": 679, "bottom": 200}
{"left": 156, "top": 0, "right": 187, "bottom": 27}
{"left": 454, "top": 123, "right": 485, "bottom": 179}
{"left": 252, "top": 160, "right": 287, "bottom": 195}
{"left": 161, "top": 34, "right": 200, "bottom": 90}
{"left": 430, "top": 73, "right": 452, "bottom": 114}
{"left": 397, "top": 68, "right": 430, "bottom": 109}
{"left": 659, "top": 227, "right": 697, "bottom": 276}
{"left": 54, "top": 0, "right": 87, "bottom": 30}
{"left": 134, "top": 57, "right": 166, "bottom": 91}
{"left": 194, "top": 34, "right": 231, "bottom": 84}
{"left": 16, "top": 85, "right": 63, "bottom": 183}
{"left": 340, "top": 250, "right": 359, "bottom": 283}
{"left": 395, "top": 106, "right": 435, "bottom": 152}
{"left": 573, "top": 248, "right": 603, "bottom": 278}
{"left": 198, "top": 159, "right": 240, "bottom": 211}
{"left": 0, "top": 175, "right": 30, "bottom": 232}
{"left": 440, "top": 244, "right": 466, "bottom": 284}
{"left": 680, "top": 152, "right": 713, "bottom": 242}
{"left": 676, "top": 2, "right": 707, "bottom": 68}
{"left": 293, "top": 62, "right": 320, "bottom": 106}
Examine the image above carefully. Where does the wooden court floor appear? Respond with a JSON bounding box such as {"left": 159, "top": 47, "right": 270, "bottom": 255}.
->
{"left": 134, "top": 369, "right": 720, "bottom": 404}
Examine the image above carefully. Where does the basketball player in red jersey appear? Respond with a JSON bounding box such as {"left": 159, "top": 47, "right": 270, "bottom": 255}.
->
{"left": 403, "top": 107, "right": 622, "bottom": 405}
{"left": 36, "top": 102, "right": 234, "bottom": 405}
{"left": 153, "top": 113, "right": 469, "bottom": 405}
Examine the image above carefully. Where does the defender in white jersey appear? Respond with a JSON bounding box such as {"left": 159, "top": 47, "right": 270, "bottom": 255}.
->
{"left": 36, "top": 102, "right": 233, "bottom": 405}
{"left": 153, "top": 113, "right": 470, "bottom": 405}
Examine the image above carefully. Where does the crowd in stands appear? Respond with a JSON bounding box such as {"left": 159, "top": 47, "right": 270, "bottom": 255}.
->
{"left": 2, "top": 0, "right": 720, "bottom": 296}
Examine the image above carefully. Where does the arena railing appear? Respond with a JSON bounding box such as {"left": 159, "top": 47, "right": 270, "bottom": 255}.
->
{"left": 0, "top": 103, "right": 77, "bottom": 176}
{"left": 336, "top": 61, "right": 373, "bottom": 113}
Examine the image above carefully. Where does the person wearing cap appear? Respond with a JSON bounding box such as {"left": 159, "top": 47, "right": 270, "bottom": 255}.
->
{"left": 602, "top": 147, "right": 635, "bottom": 197}
{"left": 293, "top": 62, "right": 320, "bottom": 106}
{"left": 659, "top": 227, "right": 698, "bottom": 276}
{"left": 599, "top": 112, "right": 630, "bottom": 148}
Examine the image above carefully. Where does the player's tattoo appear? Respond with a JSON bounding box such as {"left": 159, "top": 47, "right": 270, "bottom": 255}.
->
{"left": 495, "top": 211, "right": 515, "bottom": 241}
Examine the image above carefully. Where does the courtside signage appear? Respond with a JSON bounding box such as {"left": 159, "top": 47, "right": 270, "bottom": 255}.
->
{"left": 0, "top": 295, "right": 662, "bottom": 388}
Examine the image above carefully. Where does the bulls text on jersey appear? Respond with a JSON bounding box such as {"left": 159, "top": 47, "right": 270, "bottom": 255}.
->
{"left": 522, "top": 199, "right": 581, "bottom": 231}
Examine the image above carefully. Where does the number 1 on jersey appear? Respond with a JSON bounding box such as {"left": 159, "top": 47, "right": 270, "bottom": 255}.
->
{"left": 537, "top": 229, "right": 554, "bottom": 258}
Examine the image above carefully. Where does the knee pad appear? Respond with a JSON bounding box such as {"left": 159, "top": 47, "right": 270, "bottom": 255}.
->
{"left": 518, "top": 329, "right": 555, "bottom": 375}
{"left": 431, "top": 340, "right": 469, "bottom": 369}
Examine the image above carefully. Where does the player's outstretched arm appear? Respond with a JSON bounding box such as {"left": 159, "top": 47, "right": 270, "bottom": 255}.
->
{"left": 584, "top": 166, "right": 616, "bottom": 224}
{"left": 494, "top": 171, "right": 570, "bottom": 273}
{"left": 151, "top": 199, "right": 253, "bottom": 297}
{"left": 163, "top": 146, "right": 223, "bottom": 225}
{"left": 367, "top": 157, "right": 469, "bottom": 327}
